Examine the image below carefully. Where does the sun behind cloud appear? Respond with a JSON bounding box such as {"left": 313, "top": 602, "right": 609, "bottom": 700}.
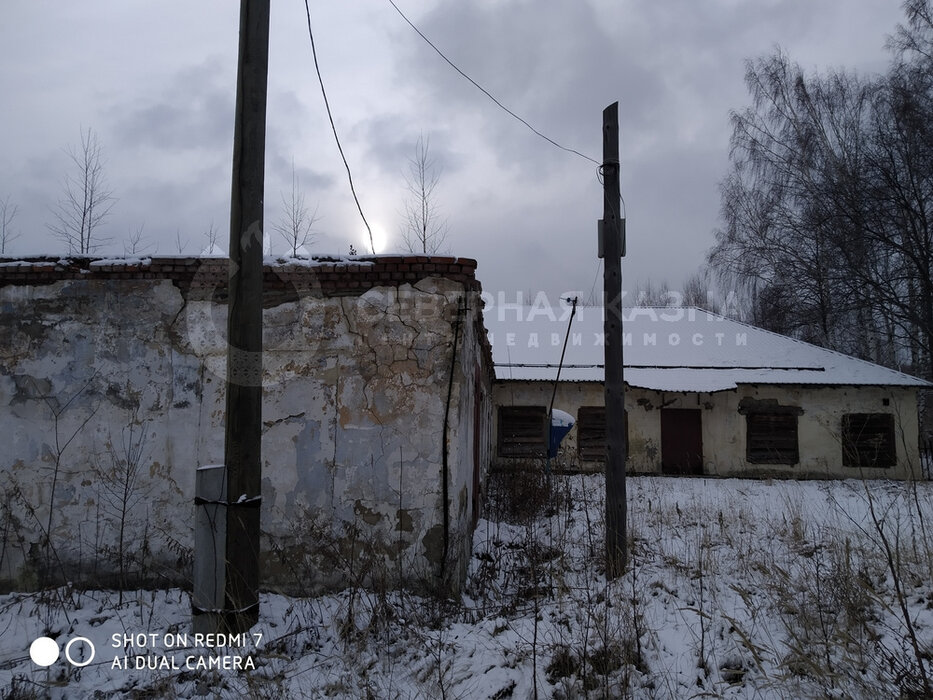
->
{"left": 362, "top": 224, "right": 391, "bottom": 254}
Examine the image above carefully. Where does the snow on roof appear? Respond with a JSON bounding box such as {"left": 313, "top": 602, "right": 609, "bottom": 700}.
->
{"left": 550, "top": 408, "right": 575, "bottom": 427}
{"left": 88, "top": 256, "right": 153, "bottom": 267}
{"left": 486, "top": 304, "right": 931, "bottom": 392}
{"left": 262, "top": 255, "right": 376, "bottom": 267}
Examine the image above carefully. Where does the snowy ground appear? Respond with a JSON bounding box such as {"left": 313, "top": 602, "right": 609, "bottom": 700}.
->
{"left": 2, "top": 474, "right": 932, "bottom": 699}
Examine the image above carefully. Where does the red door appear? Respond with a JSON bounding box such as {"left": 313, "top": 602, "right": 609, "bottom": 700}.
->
{"left": 660, "top": 409, "right": 703, "bottom": 475}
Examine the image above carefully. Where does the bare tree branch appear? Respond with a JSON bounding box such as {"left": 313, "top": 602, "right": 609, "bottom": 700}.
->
{"left": 890, "top": 0, "right": 933, "bottom": 63}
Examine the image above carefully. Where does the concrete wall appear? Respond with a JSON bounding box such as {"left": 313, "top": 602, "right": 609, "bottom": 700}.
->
{"left": 0, "top": 256, "right": 492, "bottom": 594}
{"left": 492, "top": 380, "right": 923, "bottom": 479}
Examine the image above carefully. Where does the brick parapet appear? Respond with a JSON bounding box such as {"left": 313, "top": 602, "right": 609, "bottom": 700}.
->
{"left": 0, "top": 255, "right": 481, "bottom": 300}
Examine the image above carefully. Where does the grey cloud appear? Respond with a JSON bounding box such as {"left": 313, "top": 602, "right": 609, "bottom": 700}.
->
{"left": 621, "top": 144, "right": 725, "bottom": 286}
{"left": 391, "top": 0, "right": 848, "bottom": 181}
{"left": 110, "top": 59, "right": 234, "bottom": 152}
{"left": 115, "top": 163, "right": 230, "bottom": 235}
{"left": 267, "top": 152, "right": 333, "bottom": 193}
{"left": 391, "top": 1, "right": 667, "bottom": 175}
{"left": 265, "top": 89, "right": 335, "bottom": 194}
{"left": 356, "top": 115, "right": 414, "bottom": 177}
{"left": 355, "top": 115, "right": 462, "bottom": 179}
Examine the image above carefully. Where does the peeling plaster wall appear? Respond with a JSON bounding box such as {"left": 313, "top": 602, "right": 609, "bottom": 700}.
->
{"left": 257, "top": 277, "right": 491, "bottom": 594}
{"left": 0, "top": 258, "right": 491, "bottom": 594}
{"left": 492, "top": 380, "right": 922, "bottom": 479}
{"left": 442, "top": 292, "right": 493, "bottom": 589}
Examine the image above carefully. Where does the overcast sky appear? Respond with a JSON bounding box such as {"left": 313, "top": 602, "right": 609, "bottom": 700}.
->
{"left": 0, "top": 0, "right": 909, "bottom": 301}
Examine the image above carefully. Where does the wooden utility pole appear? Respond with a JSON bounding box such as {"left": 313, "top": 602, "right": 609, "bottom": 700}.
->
{"left": 223, "top": 0, "right": 269, "bottom": 633}
{"left": 602, "top": 102, "right": 627, "bottom": 577}
{"left": 195, "top": 0, "right": 269, "bottom": 634}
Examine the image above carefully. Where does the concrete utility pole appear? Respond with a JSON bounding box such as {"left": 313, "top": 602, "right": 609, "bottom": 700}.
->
{"left": 194, "top": 0, "right": 269, "bottom": 634}
{"left": 601, "top": 102, "right": 627, "bottom": 577}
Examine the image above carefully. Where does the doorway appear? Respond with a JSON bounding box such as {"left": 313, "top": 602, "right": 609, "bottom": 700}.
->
{"left": 660, "top": 408, "right": 703, "bottom": 475}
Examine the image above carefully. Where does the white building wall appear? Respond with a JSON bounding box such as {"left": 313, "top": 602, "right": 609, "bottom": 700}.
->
{"left": 491, "top": 380, "right": 922, "bottom": 479}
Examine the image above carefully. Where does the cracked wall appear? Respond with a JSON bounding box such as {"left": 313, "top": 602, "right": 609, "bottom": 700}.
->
{"left": 0, "top": 260, "right": 492, "bottom": 594}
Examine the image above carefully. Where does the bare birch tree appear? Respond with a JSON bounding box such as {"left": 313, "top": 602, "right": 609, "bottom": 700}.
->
{"left": 48, "top": 128, "right": 115, "bottom": 254}
{"left": 273, "top": 161, "right": 318, "bottom": 257}
{"left": 202, "top": 221, "right": 223, "bottom": 255}
{"left": 0, "top": 195, "right": 19, "bottom": 254}
{"left": 123, "top": 224, "right": 152, "bottom": 256}
{"left": 402, "top": 135, "right": 448, "bottom": 254}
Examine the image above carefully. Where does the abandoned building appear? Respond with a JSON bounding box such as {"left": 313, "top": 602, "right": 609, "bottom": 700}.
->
{"left": 487, "top": 303, "right": 930, "bottom": 479}
{"left": 0, "top": 255, "right": 492, "bottom": 593}
{"left": 4, "top": 254, "right": 930, "bottom": 594}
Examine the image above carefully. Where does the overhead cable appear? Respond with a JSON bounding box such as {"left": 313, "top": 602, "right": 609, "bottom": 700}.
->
{"left": 387, "top": 0, "right": 600, "bottom": 166}
{"left": 303, "top": 0, "right": 375, "bottom": 254}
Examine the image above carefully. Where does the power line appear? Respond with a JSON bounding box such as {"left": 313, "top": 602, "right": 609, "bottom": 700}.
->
{"left": 598, "top": 164, "right": 627, "bottom": 218}
{"left": 387, "top": 0, "right": 600, "bottom": 166}
{"left": 303, "top": 0, "right": 375, "bottom": 254}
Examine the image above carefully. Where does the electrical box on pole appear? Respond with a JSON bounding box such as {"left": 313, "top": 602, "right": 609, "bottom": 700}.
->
{"left": 597, "top": 218, "right": 625, "bottom": 259}
{"left": 601, "top": 102, "right": 627, "bottom": 578}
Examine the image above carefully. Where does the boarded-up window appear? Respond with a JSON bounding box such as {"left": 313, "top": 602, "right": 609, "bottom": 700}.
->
{"left": 577, "top": 407, "right": 627, "bottom": 462}
{"left": 842, "top": 413, "right": 895, "bottom": 468}
{"left": 577, "top": 407, "right": 605, "bottom": 461}
{"left": 746, "top": 413, "right": 798, "bottom": 464}
{"left": 498, "top": 406, "right": 547, "bottom": 457}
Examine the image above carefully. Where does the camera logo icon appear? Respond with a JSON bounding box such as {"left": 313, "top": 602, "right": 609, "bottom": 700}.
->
{"left": 30, "top": 636, "right": 95, "bottom": 667}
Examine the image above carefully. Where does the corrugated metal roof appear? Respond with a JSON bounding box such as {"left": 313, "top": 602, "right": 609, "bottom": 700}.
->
{"left": 487, "top": 305, "right": 931, "bottom": 391}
